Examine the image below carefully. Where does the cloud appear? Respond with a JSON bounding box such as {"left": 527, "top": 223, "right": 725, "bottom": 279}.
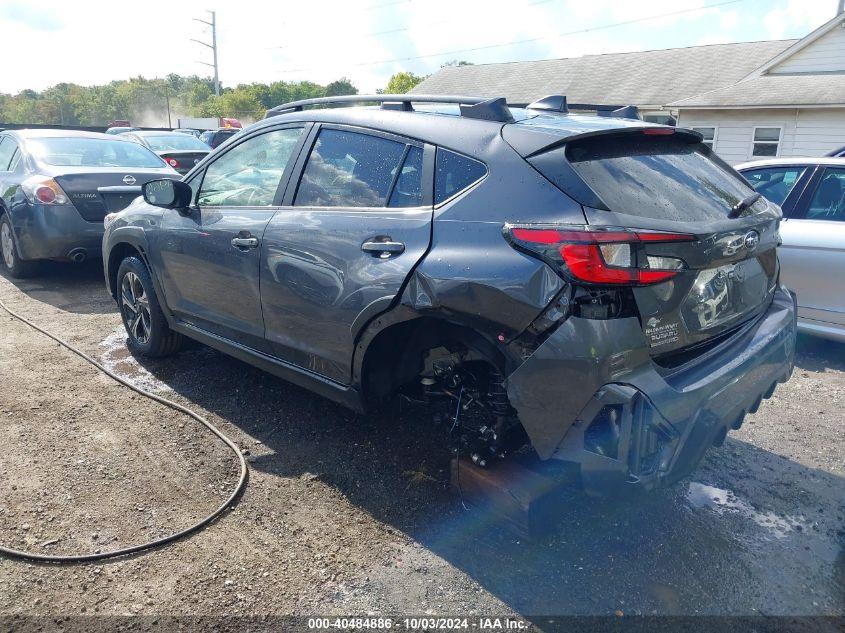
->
{"left": 763, "top": 0, "right": 838, "bottom": 39}
{"left": 0, "top": 1, "right": 64, "bottom": 31}
{"left": 0, "top": 0, "right": 837, "bottom": 95}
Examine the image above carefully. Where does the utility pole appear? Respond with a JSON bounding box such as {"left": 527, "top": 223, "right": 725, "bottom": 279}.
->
{"left": 192, "top": 10, "right": 220, "bottom": 96}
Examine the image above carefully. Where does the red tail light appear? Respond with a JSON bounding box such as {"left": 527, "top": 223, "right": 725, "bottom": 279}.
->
{"left": 506, "top": 225, "right": 694, "bottom": 286}
{"left": 164, "top": 157, "right": 180, "bottom": 169}
{"left": 642, "top": 128, "right": 676, "bottom": 136}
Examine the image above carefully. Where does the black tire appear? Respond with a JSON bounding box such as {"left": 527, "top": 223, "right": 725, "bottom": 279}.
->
{"left": 116, "top": 255, "right": 185, "bottom": 357}
{"left": 0, "top": 214, "right": 40, "bottom": 278}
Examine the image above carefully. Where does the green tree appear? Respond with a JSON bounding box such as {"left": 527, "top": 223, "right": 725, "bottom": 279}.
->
{"left": 325, "top": 77, "right": 358, "bottom": 97}
{"left": 384, "top": 71, "right": 425, "bottom": 94}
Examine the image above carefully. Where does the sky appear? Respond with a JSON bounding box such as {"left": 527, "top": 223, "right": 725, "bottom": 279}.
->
{"left": 0, "top": 0, "right": 840, "bottom": 94}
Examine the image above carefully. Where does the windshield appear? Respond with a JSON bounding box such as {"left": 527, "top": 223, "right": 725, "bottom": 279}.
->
{"left": 28, "top": 137, "right": 165, "bottom": 168}
{"left": 565, "top": 135, "right": 762, "bottom": 221}
{"left": 143, "top": 134, "right": 209, "bottom": 152}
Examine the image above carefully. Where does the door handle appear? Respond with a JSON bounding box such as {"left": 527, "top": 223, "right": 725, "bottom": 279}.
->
{"left": 231, "top": 236, "right": 259, "bottom": 249}
{"left": 361, "top": 239, "right": 405, "bottom": 258}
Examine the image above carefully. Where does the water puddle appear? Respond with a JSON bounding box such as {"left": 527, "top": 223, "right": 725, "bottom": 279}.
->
{"left": 98, "top": 329, "right": 171, "bottom": 393}
{"left": 687, "top": 482, "right": 806, "bottom": 539}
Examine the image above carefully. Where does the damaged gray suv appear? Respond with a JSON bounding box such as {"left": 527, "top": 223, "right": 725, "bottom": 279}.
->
{"left": 102, "top": 94, "right": 797, "bottom": 494}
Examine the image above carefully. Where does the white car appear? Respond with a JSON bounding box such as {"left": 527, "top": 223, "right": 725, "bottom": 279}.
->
{"left": 737, "top": 157, "right": 845, "bottom": 342}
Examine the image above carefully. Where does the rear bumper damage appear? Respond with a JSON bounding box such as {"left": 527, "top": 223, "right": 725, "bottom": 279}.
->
{"left": 507, "top": 286, "right": 797, "bottom": 494}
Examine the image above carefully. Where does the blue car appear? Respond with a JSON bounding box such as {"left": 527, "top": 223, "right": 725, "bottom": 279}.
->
{"left": 0, "top": 129, "right": 178, "bottom": 277}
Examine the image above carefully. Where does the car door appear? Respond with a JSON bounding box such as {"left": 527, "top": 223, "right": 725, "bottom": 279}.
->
{"left": 779, "top": 166, "right": 845, "bottom": 327}
{"left": 155, "top": 124, "right": 308, "bottom": 350}
{"left": 260, "top": 125, "right": 434, "bottom": 383}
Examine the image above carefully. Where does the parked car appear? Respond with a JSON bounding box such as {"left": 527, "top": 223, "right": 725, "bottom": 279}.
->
{"left": 737, "top": 157, "right": 845, "bottom": 342}
{"left": 105, "top": 126, "right": 140, "bottom": 135}
{"left": 0, "top": 129, "right": 178, "bottom": 277}
{"left": 120, "top": 130, "right": 210, "bottom": 175}
{"left": 102, "top": 95, "right": 796, "bottom": 494}
{"left": 173, "top": 128, "right": 202, "bottom": 138}
{"left": 199, "top": 128, "right": 241, "bottom": 149}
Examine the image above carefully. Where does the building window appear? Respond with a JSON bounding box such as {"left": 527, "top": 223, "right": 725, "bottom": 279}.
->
{"left": 752, "top": 127, "right": 781, "bottom": 157}
{"left": 691, "top": 127, "right": 717, "bottom": 150}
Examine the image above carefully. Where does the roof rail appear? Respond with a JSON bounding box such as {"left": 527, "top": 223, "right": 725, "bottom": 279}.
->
{"left": 526, "top": 95, "right": 569, "bottom": 113}
{"left": 264, "top": 94, "right": 514, "bottom": 123}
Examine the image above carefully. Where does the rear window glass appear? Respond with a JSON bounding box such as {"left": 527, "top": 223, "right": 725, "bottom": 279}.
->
{"left": 28, "top": 137, "right": 164, "bottom": 168}
{"left": 435, "top": 149, "right": 486, "bottom": 204}
{"left": 143, "top": 134, "right": 210, "bottom": 152}
{"left": 565, "top": 135, "right": 760, "bottom": 221}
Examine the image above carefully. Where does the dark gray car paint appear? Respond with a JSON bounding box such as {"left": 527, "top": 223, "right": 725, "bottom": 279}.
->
{"left": 103, "top": 105, "right": 798, "bottom": 492}
{"left": 260, "top": 125, "right": 436, "bottom": 383}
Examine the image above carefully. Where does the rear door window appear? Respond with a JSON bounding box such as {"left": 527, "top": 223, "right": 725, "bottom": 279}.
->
{"left": 294, "top": 129, "right": 407, "bottom": 208}
{"left": 742, "top": 166, "right": 807, "bottom": 206}
{"left": 434, "top": 149, "right": 486, "bottom": 204}
{"left": 388, "top": 145, "right": 424, "bottom": 208}
{"left": 564, "top": 134, "right": 760, "bottom": 221}
{"left": 803, "top": 168, "right": 845, "bottom": 222}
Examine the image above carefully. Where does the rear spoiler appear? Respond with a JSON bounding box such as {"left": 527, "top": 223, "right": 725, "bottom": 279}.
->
{"left": 503, "top": 124, "right": 704, "bottom": 158}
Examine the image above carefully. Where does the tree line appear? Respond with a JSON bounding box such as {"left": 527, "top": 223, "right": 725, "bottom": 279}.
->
{"left": 0, "top": 71, "right": 434, "bottom": 127}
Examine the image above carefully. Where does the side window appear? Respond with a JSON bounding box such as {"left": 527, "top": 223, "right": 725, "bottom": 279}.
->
{"left": 434, "top": 148, "right": 487, "bottom": 205}
{"left": 295, "top": 129, "right": 407, "bottom": 208}
{"left": 0, "top": 138, "right": 16, "bottom": 171}
{"left": 388, "top": 145, "right": 424, "bottom": 208}
{"left": 804, "top": 168, "right": 845, "bottom": 222}
{"left": 751, "top": 127, "right": 781, "bottom": 158}
{"left": 197, "top": 127, "right": 303, "bottom": 207}
{"left": 743, "top": 166, "right": 806, "bottom": 206}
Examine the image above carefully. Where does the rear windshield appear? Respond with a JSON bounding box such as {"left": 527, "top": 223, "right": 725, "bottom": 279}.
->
{"left": 28, "top": 137, "right": 164, "bottom": 168}
{"left": 143, "top": 134, "right": 210, "bottom": 152}
{"left": 565, "top": 135, "right": 759, "bottom": 221}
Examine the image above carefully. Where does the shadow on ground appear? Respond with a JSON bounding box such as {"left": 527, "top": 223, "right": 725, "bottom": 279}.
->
{"left": 795, "top": 333, "right": 845, "bottom": 372}
{"left": 2, "top": 267, "right": 842, "bottom": 616}
{"left": 128, "top": 334, "right": 845, "bottom": 617}
{"left": 0, "top": 261, "right": 113, "bottom": 315}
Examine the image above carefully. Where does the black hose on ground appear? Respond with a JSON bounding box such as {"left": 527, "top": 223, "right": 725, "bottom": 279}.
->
{"left": 0, "top": 293, "right": 248, "bottom": 563}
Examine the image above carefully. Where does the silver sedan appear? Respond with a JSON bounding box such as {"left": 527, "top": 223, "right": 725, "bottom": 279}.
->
{"left": 737, "top": 157, "right": 845, "bottom": 342}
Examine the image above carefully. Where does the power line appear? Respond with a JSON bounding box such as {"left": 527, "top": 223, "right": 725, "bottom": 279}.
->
{"left": 277, "top": 0, "right": 749, "bottom": 73}
{"left": 270, "top": 0, "right": 554, "bottom": 47}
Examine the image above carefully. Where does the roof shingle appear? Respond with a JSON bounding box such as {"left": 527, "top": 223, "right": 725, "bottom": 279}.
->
{"left": 412, "top": 40, "right": 797, "bottom": 107}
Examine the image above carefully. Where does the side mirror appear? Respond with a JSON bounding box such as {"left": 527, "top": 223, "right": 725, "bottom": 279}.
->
{"left": 143, "top": 179, "right": 193, "bottom": 210}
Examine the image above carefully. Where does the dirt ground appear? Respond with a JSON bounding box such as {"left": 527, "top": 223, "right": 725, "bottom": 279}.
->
{"left": 0, "top": 262, "right": 843, "bottom": 627}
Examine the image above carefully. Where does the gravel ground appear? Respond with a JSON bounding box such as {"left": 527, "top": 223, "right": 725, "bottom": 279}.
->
{"left": 0, "top": 262, "right": 842, "bottom": 627}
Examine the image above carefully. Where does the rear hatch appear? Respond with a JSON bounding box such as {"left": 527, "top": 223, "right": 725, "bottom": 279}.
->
{"left": 54, "top": 169, "right": 179, "bottom": 222}
{"left": 516, "top": 127, "right": 781, "bottom": 359}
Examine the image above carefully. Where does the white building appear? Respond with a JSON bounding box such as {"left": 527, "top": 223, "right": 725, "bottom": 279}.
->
{"left": 412, "top": 11, "right": 845, "bottom": 164}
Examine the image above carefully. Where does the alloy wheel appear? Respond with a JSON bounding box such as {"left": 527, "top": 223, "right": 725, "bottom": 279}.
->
{"left": 1, "top": 222, "right": 14, "bottom": 269}
{"left": 121, "top": 271, "right": 152, "bottom": 345}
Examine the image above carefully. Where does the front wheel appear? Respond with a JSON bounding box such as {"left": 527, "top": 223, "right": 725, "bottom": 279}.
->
{"left": 0, "top": 215, "right": 40, "bottom": 278}
{"left": 116, "top": 255, "right": 185, "bottom": 357}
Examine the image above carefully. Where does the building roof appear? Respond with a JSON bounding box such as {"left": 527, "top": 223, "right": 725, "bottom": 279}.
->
{"left": 412, "top": 39, "right": 796, "bottom": 107}
{"left": 669, "top": 74, "right": 845, "bottom": 108}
